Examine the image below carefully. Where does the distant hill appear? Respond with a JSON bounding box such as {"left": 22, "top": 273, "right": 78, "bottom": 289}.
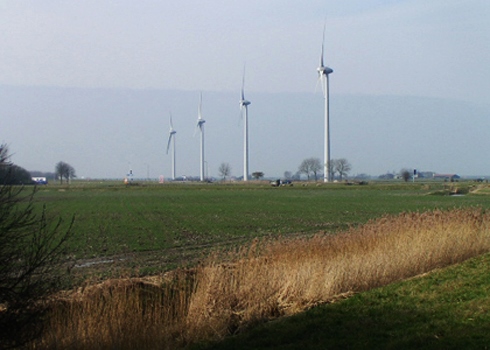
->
{"left": 1, "top": 85, "right": 489, "bottom": 179}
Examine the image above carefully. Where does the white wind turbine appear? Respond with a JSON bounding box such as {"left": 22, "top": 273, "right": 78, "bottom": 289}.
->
{"left": 195, "top": 93, "right": 206, "bottom": 181}
{"left": 239, "top": 68, "right": 251, "bottom": 182}
{"left": 166, "top": 112, "right": 177, "bottom": 180}
{"left": 317, "top": 23, "right": 334, "bottom": 182}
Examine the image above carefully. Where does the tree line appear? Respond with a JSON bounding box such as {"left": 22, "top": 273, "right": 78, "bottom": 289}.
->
{"left": 55, "top": 161, "right": 76, "bottom": 184}
{"left": 218, "top": 162, "right": 265, "bottom": 181}
{"left": 298, "top": 157, "right": 351, "bottom": 181}
{"left": 216, "top": 158, "right": 351, "bottom": 182}
{"left": 0, "top": 146, "right": 32, "bottom": 185}
{"left": 0, "top": 145, "right": 76, "bottom": 186}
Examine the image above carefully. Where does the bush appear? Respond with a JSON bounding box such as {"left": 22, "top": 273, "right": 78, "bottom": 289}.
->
{"left": 0, "top": 145, "right": 32, "bottom": 185}
{"left": 0, "top": 164, "right": 33, "bottom": 185}
{"left": 0, "top": 144, "right": 74, "bottom": 347}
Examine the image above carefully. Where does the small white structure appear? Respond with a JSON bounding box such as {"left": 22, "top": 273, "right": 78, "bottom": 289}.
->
{"left": 32, "top": 177, "right": 48, "bottom": 184}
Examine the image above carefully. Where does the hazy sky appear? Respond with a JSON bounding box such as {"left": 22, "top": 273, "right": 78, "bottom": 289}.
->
{"left": 1, "top": 1, "right": 490, "bottom": 179}
{"left": 1, "top": 0, "right": 489, "bottom": 102}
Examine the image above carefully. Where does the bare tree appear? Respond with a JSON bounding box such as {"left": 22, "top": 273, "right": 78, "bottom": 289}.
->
{"left": 326, "top": 160, "right": 336, "bottom": 181}
{"left": 0, "top": 144, "right": 9, "bottom": 164}
{"left": 252, "top": 171, "right": 264, "bottom": 180}
{"left": 298, "top": 158, "right": 312, "bottom": 181}
{"left": 400, "top": 168, "right": 411, "bottom": 182}
{"left": 218, "top": 162, "right": 231, "bottom": 181}
{"left": 299, "top": 158, "right": 322, "bottom": 181}
{"left": 310, "top": 158, "right": 322, "bottom": 181}
{"left": 284, "top": 171, "right": 292, "bottom": 180}
{"left": 334, "top": 158, "right": 352, "bottom": 181}
{"left": 55, "top": 161, "right": 76, "bottom": 184}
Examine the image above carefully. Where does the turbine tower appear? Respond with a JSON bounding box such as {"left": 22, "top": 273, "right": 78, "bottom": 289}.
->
{"left": 196, "top": 93, "right": 206, "bottom": 181}
{"left": 166, "top": 113, "right": 177, "bottom": 180}
{"left": 239, "top": 68, "right": 251, "bottom": 182}
{"left": 317, "top": 23, "right": 334, "bottom": 182}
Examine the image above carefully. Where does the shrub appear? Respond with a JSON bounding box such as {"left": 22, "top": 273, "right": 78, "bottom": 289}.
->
{"left": 0, "top": 144, "right": 74, "bottom": 347}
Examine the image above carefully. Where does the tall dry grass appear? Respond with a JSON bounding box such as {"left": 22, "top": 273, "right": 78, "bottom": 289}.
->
{"left": 33, "top": 272, "right": 196, "bottom": 349}
{"left": 31, "top": 208, "right": 490, "bottom": 349}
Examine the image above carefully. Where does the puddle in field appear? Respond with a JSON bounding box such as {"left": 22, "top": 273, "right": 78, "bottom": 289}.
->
{"left": 74, "top": 258, "right": 126, "bottom": 268}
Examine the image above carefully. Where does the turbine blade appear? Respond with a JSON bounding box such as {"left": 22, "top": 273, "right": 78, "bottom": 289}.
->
{"left": 194, "top": 93, "right": 202, "bottom": 137}
{"left": 198, "top": 92, "right": 203, "bottom": 120}
{"left": 241, "top": 64, "right": 246, "bottom": 101}
{"left": 315, "top": 75, "right": 326, "bottom": 96}
{"left": 321, "top": 22, "right": 326, "bottom": 67}
{"left": 166, "top": 134, "right": 172, "bottom": 154}
{"left": 169, "top": 112, "right": 174, "bottom": 130}
{"left": 198, "top": 122, "right": 204, "bottom": 136}
{"left": 316, "top": 20, "right": 328, "bottom": 95}
{"left": 239, "top": 105, "right": 244, "bottom": 125}
{"left": 321, "top": 75, "right": 326, "bottom": 98}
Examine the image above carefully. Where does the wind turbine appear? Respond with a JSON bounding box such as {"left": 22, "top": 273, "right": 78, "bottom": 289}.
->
{"left": 239, "top": 67, "right": 251, "bottom": 182}
{"left": 166, "top": 112, "right": 177, "bottom": 180}
{"left": 317, "top": 23, "right": 334, "bottom": 182}
{"left": 196, "top": 93, "right": 206, "bottom": 181}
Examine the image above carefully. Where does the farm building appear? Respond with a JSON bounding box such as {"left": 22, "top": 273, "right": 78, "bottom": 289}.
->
{"left": 433, "top": 174, "right": 460, "bottom": 181}
{"left": 32, "top": 177, "right": 48, "bottom": 185}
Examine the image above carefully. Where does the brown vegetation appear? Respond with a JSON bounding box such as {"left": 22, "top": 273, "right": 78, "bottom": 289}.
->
{"left": 30, "top": 208, "right": 490, "bottom": 349}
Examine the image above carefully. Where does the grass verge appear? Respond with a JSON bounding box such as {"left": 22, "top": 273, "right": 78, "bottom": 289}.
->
{"left": 201, "top": 252, "right": 490, "bottom": 349}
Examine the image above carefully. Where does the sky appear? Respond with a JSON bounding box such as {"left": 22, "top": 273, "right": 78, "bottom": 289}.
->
{"left": 1, "top": 0, "right": 490, "bottom": 179}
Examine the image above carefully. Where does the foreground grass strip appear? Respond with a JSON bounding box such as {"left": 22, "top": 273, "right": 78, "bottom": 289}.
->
{"left": 200, "top": 253, "right": 490, "bottom": 349}
{"left": 31, "top": 208, "right": 490, "bottom": 349}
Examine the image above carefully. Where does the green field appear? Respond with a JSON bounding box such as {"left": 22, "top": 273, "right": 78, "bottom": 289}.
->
{"left": 33, "top": 181, "right": 490, "bottom": 275}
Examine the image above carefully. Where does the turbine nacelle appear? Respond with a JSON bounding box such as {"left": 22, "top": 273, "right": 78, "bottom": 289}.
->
{"left": 317, "top": 66, "right": 333, "bottom": 76}
{"left": 169, "top": 121, "right": 176, "bottom": 135}
{"left": 240, "top": 99, "right": 251, "bottom": 107}
{"left": 197, "top": 119, "right": 206, "bottom": 129}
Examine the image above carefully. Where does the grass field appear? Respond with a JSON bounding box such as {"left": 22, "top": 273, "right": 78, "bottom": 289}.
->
{"left": 34, "top": 181, "right": 489, "bottom": 262}
{"left": 29, "top": 180, "right": 490, "bottom": 281}
{"left": 21, "top": 180, "right": 490, "bottom": 349}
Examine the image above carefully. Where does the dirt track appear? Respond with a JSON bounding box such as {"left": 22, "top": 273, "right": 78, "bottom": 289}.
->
{"left": 69, "top": 232, "right": 280, "bottom": 281}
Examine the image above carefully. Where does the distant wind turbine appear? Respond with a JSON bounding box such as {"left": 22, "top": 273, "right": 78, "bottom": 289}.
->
{"left": 239, "top": 67, "right": 251, "bottom": 182}
{"left": 166, "top": 112, "right": 177, "bottom": 180}
{"left": 317, "top": 22, "right": 334, "bottom": 182}
{"left": 196, "top": 93, "right": 206, "bottom": 181}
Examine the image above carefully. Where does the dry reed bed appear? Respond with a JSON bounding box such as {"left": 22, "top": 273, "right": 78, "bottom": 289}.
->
{"left": 34, "top": 208, "right": 490, "bottom": 349}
